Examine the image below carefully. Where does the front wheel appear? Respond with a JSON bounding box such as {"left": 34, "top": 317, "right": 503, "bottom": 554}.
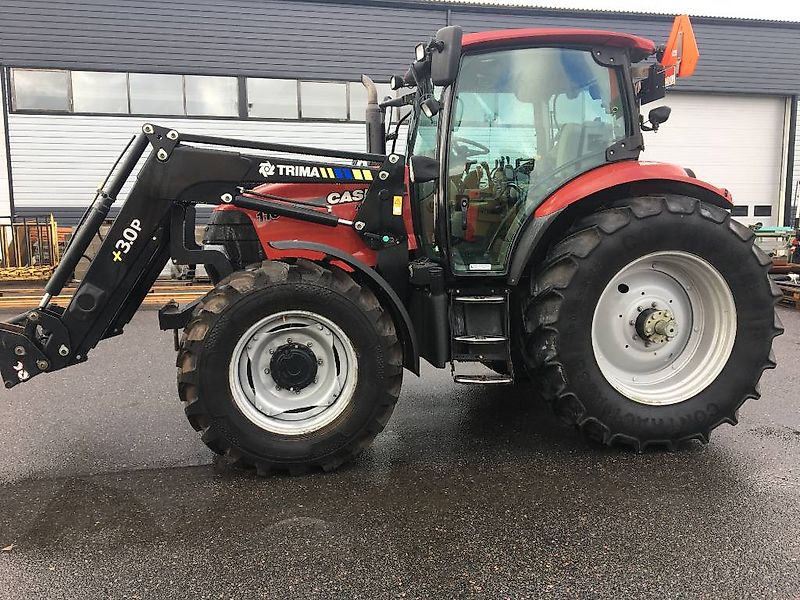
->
{"left": 523, "top": 196, "right": 783, "bottom": 450}
{"left": 177, "top": 259, "right": 403, "bottom": 474}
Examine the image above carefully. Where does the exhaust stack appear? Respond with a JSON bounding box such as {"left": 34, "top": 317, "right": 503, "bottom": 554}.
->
{"left": 361, "top": 75, "right": 386, "bottom": 155}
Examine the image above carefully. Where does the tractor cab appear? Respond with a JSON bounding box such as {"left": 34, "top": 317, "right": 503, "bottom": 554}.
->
{"left": 396, "top": 26, "right": 674, "bottom": 276}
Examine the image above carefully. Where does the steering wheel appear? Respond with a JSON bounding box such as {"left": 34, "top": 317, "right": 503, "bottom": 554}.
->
{"left": 451, "top": 135, "right": 490, "bottom": 158}
{"left": 484, "top": 149, "right": 609, "bottom": 253}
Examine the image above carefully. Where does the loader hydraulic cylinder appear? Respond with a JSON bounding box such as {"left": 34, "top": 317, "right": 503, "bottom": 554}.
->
{"left": 43, "top": 133, "right": 149, "bottom": 303}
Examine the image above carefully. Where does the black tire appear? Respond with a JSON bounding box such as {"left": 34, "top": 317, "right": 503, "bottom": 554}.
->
{"left": 177, "top": 259, "right": 403, "bottom": 474}
{"left": 523, "top": 195, "right": 783, "bottom": 450}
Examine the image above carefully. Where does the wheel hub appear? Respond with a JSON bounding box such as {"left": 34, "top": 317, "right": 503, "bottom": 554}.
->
{"left": 591, "top": 251, "right": 737, "bottom": 406}
{"left": 269, "top": 343, "right": 318, "bottom": 391}
{"left": 229, "top": 311, "right": 358, "bottom": 435}
{"left": 635, "top": 308, "right": 678, "bottom": 344}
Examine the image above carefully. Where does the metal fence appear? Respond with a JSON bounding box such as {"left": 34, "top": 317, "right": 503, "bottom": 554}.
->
{"left": 0, "top": 215, "right": 61, "bottom": 280}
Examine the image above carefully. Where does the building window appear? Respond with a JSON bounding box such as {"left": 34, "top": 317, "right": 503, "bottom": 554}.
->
{"left": 11, "top": 69, "right": 70, "bottom": 111}
{"left": 129, "top": 73, "right": 184, "bottom": 115}
{"left": 185, "top": 75, "right": 238, "bottom": 117}
{"left": 246, "top": 78, "right": 298, "bottom": 119}
{"left": 9, "top": 67, "right": 404, "bottom": 123}
{"left": 300, "top": 81, "right": 347, "bottom": 120}
{"left": 71, "top": 71, "right": 128, "bottom": 113}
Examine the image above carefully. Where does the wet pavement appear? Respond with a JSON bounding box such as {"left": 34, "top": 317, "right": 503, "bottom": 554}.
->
{"left": 0, "top": 307, "right": 798, "bottom": 599}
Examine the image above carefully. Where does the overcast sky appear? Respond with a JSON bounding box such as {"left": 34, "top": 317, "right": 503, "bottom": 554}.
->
{"left": 434, "top": 0, "right": 800, "bottom": 21}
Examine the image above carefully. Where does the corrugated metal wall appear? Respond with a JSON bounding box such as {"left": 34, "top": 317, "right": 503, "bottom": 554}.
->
{"left": 0, "top": 0, "right": 444, "bottom": 81}
{"left": 1, "top": 0, "right": 800, "bottom": 94}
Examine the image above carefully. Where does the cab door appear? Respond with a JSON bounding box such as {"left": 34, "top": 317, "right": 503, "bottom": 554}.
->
{"left": 444, "top": 46, "right": 630, "bottom": 275}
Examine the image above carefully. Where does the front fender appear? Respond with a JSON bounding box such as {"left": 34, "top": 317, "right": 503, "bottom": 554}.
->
{"left": 268, "top": 240, "right": 420, "bottom": 376}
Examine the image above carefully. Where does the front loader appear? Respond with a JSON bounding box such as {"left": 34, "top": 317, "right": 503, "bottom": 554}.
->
{"left": 0, "top": 17, "right": 782, "bottom": 473}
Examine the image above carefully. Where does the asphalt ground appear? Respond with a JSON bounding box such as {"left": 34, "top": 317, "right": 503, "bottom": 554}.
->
{"left": 0, "top": 307, "right": 798, "bottom": 599}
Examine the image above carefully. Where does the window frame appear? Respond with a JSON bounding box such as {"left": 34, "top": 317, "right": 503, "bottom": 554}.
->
{"left": 10, "top": 68, "right": 72, "bottom": 113}
{"left": 298, "top": 79, "right": 349, "bottom": 121}
{"left": 244, "top": 76, "right": 301, "bottom": 120}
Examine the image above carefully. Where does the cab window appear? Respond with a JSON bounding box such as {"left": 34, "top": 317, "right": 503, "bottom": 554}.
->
{"left": 447, "top": 47, "right": 628, "bottom": 273}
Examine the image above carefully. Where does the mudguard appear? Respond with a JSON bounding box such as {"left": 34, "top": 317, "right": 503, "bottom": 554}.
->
{"left": 507, "top": 161, "right": 735, "bottom": 285}
{"left": 268, "top": 240, "right": 420, "bottom": 376}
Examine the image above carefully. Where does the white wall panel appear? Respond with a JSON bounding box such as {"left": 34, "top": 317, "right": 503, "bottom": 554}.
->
{"left": 7, "top": 114, "right": 389, "bottom": 211}
{"left": 641, "top": 92, "right": 786, "bottom": 226}
{"left": 0, "top": 108, "right": 9, "bottom": 221}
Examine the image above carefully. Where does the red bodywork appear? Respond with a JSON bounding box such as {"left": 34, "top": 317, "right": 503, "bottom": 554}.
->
{"left": 462, "top": 29, "right": 656, "bottom": 61}
{"left": 217, "top": 177, "right": 415, "bottom": 269}
{"left": 535, "top": 161, "right": 733, "bottom": 217}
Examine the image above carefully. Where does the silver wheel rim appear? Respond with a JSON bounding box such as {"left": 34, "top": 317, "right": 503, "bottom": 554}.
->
{"left": 228, "top": 310, "right": 358, "bottom": 435}
{"left": 591, "top": 251, "right": 737, "bottom": 406}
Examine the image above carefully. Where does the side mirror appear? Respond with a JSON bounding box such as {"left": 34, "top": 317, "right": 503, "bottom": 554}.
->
{"left": 431, "top": 26, "right": 463, "bottom": 86}
{"left": 420, "top": 97, "right": 440, "bottom": 118}
{"left": 409, "top": 155, "right": 440, "bottom": 184}
{"left": 643, "top": 105, "right": 671, "bottom": 131}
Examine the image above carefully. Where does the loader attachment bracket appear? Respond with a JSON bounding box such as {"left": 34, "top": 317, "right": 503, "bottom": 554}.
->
{"left": 143, "top": 123, "right": 180, "bottom": 162}
{"left": 0, "top": 323, "right": 48, "bottom": 389}
{"left": 353, "top": 153, "right": 408, "bottom": 250}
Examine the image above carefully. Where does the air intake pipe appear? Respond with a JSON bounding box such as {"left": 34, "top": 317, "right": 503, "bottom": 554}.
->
{"left": 361, "top": 75, "right": 386, "bottom": 155}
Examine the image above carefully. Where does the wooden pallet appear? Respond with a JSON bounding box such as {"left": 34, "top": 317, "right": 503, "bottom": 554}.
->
{"left": 777, "top": 282, "right": 800, "bottom": 309}
{"left": 0, "top": 282, "right": 212, "bottom": 311}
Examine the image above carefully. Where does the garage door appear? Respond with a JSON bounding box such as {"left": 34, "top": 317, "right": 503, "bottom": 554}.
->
{"left": 640, "top": 92, "right": 786, "bottom": 226}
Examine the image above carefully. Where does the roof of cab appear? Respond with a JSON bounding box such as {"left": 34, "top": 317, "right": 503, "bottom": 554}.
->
{"left": 462, "top": 29, "right": 656, "bottom": 62}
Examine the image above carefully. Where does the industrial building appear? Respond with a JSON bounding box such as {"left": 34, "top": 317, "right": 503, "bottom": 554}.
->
{"left": 1, "top": 0, "right": 799, "bottom": 226}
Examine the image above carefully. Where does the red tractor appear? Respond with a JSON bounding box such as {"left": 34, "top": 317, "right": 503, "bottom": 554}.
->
{"left": 0, "top": 17, "right": 782, "bottom": 473}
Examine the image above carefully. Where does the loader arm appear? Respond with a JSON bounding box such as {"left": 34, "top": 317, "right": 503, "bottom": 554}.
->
{"left": 0, "top": 125, "right": 406, "bottom": 389}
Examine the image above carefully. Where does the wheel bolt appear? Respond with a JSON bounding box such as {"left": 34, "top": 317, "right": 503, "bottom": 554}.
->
{"left": 629, "top": 320, "right": 635, "bottom": 326}
{"left": 264, "top": 368, "right": 270, "bottom": 374}
{"left": 637, "top": 306, "right": 643, "bottom": 312}
{"left": 651, "top": 302, "right": 657, "bottom": 308}
{"left": 307, "top": 342, "right": 313, "bottom": 347}
{"left": 269, "top": 348, "right": 275, "bottom": 354}
{"left": 317, "top": 359, "right": 323, "bottom": 365}
{"left": 287, "top": 338, "right": 293, "bottom": 344}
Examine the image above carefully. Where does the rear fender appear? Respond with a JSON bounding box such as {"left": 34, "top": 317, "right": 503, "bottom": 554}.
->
{"left": 507, "top": 161, "right": 735, "bottom": 285}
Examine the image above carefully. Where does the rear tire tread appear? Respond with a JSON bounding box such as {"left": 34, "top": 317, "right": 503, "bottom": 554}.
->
{"left": 523, "top": 196, "right": 782, "bottom": 451}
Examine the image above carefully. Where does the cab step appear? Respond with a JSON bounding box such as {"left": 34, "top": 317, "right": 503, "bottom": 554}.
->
{"left": 453, "top": 295, "right": 505, "bottom": 303}
{"left": 452, "top": 335, "right": 507, "bottom": 344}
{"left": 449, "top": 288, "right": 515, "bottom": 385}
{"left": 454, "top": 374, "right": 514, "bottom": 385}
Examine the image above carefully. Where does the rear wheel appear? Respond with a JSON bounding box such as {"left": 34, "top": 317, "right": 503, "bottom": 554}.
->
{"left": 523, "top": 196, "right": 783, "bottom": 449}
{"left": 177, "top": 259, "right": 403, "bottom": 474}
